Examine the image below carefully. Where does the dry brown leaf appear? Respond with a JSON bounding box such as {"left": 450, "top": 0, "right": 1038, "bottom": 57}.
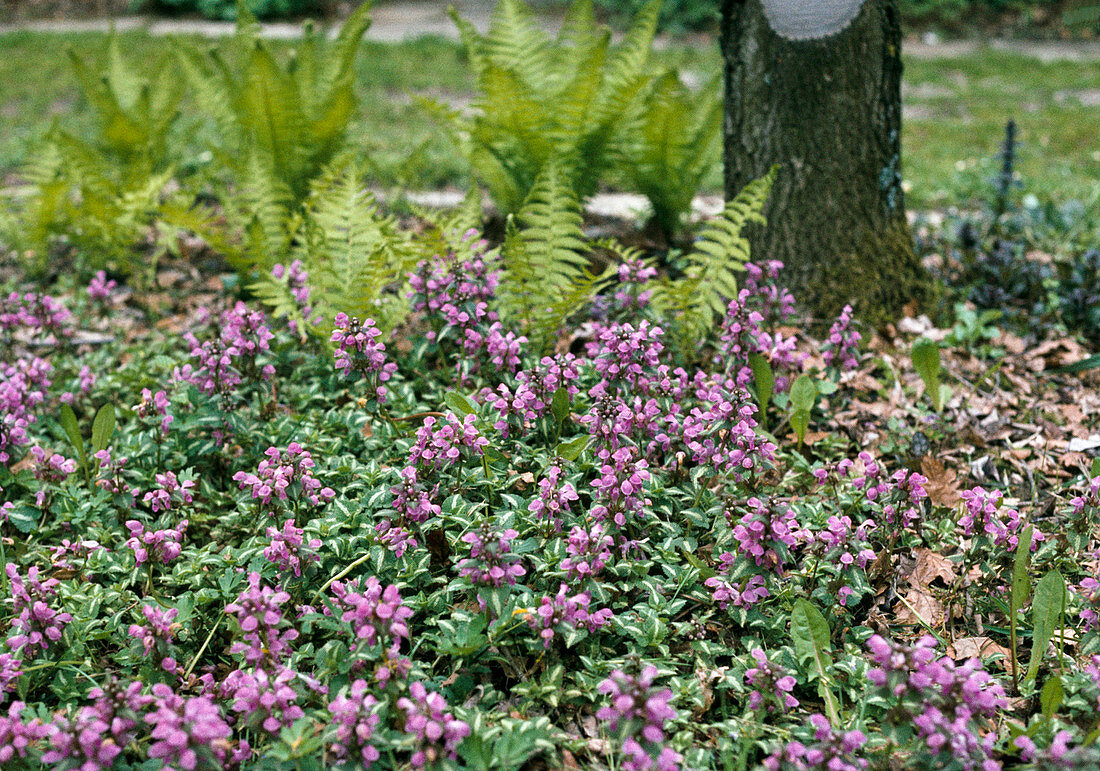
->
{"left": 894, "top": 587, "right": 945, "bottom": 627}
{"left": 908, "top": 548, "right": 957, "bottom": 589}
{"left": 948, "top": 636, "right": 1012, "bottom": 671}
{"left": 921, "top": 456, "right": 961, "bottom": 508}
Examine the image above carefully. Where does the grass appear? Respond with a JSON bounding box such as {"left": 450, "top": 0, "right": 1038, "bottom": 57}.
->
{"left": 0, "top": 28, "right": 1097, "bottom": 210}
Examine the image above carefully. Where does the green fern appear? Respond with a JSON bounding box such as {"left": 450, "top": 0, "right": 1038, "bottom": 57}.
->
{"left": 618, "top": 69, "right": 722, "bottom": 241}
{"left": 441, "top": 0, "right": 662, "bottom": 215}
{"left": 650, "top": 166, "right": 778, "bottom": 353}
{"left": 248, "top": 162, "right": 418, "bottom": 339}
{"left": 177, "top": 0, "right": 372, "bottom": 204}
{"left": 4, "top": 34, "right": 184, "bottom": 279}
{"left": 497, "top": 164, "right": 613, "bottom": 352}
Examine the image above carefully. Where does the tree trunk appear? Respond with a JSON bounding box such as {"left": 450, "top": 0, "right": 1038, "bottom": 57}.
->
{"left": 721, "top": 0, "right": 931, "bottom": 324}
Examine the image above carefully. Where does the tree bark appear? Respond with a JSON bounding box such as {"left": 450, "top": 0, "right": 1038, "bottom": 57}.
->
{"left": 721, "top": 0, "right": 931, "bottom": 323}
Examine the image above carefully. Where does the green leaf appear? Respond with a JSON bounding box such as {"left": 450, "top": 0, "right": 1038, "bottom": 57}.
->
{"left": 790, "top": 599, "right": 839, "bottom": 725}
{"left": 58, "top": 403, "right": 86, "bottom": 468}
{"left": 1012, "top": 525, "right": 1033, "bottom": 611}
{"left": 5, "top": 503, "right": 39, "bottom": 534}
{"left": 91, "top": 403, "right": 116, "bottom": 455}
{"left": 789, "top": 375, "right": 816, "bottom": 414}
{"left": 1025, "top": 570, "right": 1067, "bottom": 683}
{"left": 791, "top": 410, "right": 810, "bottom": 445}
{"left": 551, "top": 387, "right": 570, "bottom": 426}
{"left": 1092, "top": 457, "right": 1100, "bottom": 479}
{"left": 748, "top": 352, "right": 774, "bottom": 417}
{"left": 1040, "top": 675, "right": 1063, "bottom": 720}
{"left": 554, "top": 434, "right": 590, "bottom": 462}
{"left": 444, "top": 391, "right": 479, "bottom": 417}
{"left": 911, "top": 338, "right": 943, "bottom": 411}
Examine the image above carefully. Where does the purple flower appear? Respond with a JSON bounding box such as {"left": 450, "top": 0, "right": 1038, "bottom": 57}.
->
{"left": 87, "top": 270, "right": 118, "bottom": 301}
{"left": 221, "top": 666, "right": 305, "bottom": 734}
{"left": 526, "top": 583, "right": 613, "bottom": 649}
{"left": 328, "top": 679, "right": 381, "bottom": 766}
{"left": 396, "top": 681, "right": 470, "bottom": 768}
{"left": 744, "top": 648, "right": 799, "bottom": 712}
{"left": 141, "top": 471, "right": 195, "bottom": 514}
{"left": 128, "top": 604, "right": 180, "bottom": 657}
{"left": 528, "top": 463, "right": 579, "bottom": 531}
{"left": 459, "top": 521, "right": 526, "bottom": 589}
{"left": 331, "top": 313, "right": 397, "bottom": 402}
{"left": 136, "top": 388, "right": 173, "bottom": 438}
{"left": 561, "top": 523, "right": 613, "bottom": 580}
{"left": 762, "top": 713, "right": 868, "bottom": 771}
{"left": 145, "top": 683, "right": 235, "bottom": 770}
{"left": 225, "top": 572, "right": 298, "bottom": 667}
{"left": 0, "top": 700, "right": 50, "bottom": 763}
{"left": 125, "top": 518, "right": 188, "bottom": 565}
{"left": 822, "top": 304, "right": 862, "bottom": 371}
{"left": 264, "top": 519, "right": 322, "bottom": 576}
{"left": 6, "top": 564, "right": 73, "bottom": 655}
{"left": 596, "top": 665, "right": 681, "bottom": 771}
{"left": 233, "top": 443, "right": 335, "bottom": 520}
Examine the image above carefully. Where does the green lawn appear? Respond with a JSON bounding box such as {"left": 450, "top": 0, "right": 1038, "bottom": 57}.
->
{"left": 0, "top": 29, "right": 1097, "bottom": 209}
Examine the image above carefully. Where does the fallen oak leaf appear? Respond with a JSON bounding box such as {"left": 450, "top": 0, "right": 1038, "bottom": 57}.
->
{"left": 948, "top": 636, "right": 1013, "bottom": 672}
{"left": 908, "top": 548, "right": 957, "bottom": 589}
{"left": 921, "top": 456, "right": 961, "bottom": 508}
{"left": 894, "top": 587, "right": 945, "bottom": 628}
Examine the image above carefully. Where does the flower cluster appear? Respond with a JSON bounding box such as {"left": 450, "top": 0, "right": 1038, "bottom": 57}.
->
{"left": 86, "top": 270, "right": 118, "bottom": 302}
{"left": 561, "top": 523, "right": 614, "bottom": 580}
{"left": 42, "top": 678, "right": 152, "bottom": 771}
{"left": 588, "top": 321, "right": 665, "bottom": 394}
{"left": 459, "top": 521, "right": 526, "bottom": 589}
{"left": 331, "top": 313, "right": 397, "bottom": 402}
{"left": 263, "top": 519, "right": 322, "bottom": 577}
{"left": 596, "top": 664, "right": 681, "bottom": 771}
{"left": 681, "top": 377, "right": 774, "bottom": 482}
{"left": 528, "top": 462, "right": 579, "bottom": 531}
{"left": 222, "top": 666, "right": 304, "bottom": 734}
{"left": 705, "top": 570, "right": 770, "bottom": 610}
{"left": 225, "top": 572, "right": 298, "bottom": 667}
{"left": 484, "top": 353, "right": 580, "bottom": 437}
{"left": 745, "top": 648, "right": 799, "bottom": 712}
{"left": 959, "top": 486, "right": 1035, "bottom": 549}
{"left": 0, "top": 291, "right": 72, "bottom": 347}
{"left": 823, "top": 304, "right": 862, "bottom": 371}
{"left": 612, "top": 257, "right": 657, "bottom": 312}
{"left": 396, "top": 681, "right": 471, "bottom": 768}
{"left": 29, "top": 446, "right": 77, "bottom": 506}
{"left": 6, "top": 564, "right": 73, "bottom": 655}
{"left": 590, "top": 446, "right": 652, "bottom": 527}
{"left": 730, "top": 497, "right": 808, "bottom": 573}
{"left": 0, "top": 701, "right": 51, "bottom": 764}
{"left": 407, "top": 412, "right": 489, "bottom": 472}
{"left": 176, "top": 302, "right": 275, "bottom": 407}
{"left": 1, "top": 355, "right": 52, "bottom": 465}
{"left": 128, "top": 604, "right": 180, "bottom": 659}
{"left": 141, "top": 471, "right": 195, "bottom": 514}
{"left": 867, "top": 634, "right": 1005, "bottom": 770}
{"left": 125, "top": 518, "right": 188, "bottom": 565}
{"left": 329, "top": 577, "right": 414, "bottom": 686}
{"left": 813, "top": 514, "right": 877, "bottom": 606}
{"left": 763, "top": 714, "right": 869, "bottom": 771}
{"left": 135, "top": 388, "right": 173, "bottom": 438}
{"left": 145, "top": 683, "right": 237, "bottom": 770}
{"left": 233, "top": 443, "right": 335, "bottom": 521}
{"left": 328, "top": 680, "right": 381, "bottom": 767}
{"left": 526, "top": 583, "right": 613, "bottom": 648}
{"left": 272, "top": 260, "right": 320, "bottom": 334}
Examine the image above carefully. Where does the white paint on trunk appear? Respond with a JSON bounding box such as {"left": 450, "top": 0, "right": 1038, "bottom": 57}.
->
{"left": 760, "top": 0, "right": 867, "bottom": 40}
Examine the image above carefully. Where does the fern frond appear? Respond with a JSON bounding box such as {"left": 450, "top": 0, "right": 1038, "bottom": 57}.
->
{"left": 294, "top": 163, "right": 417, "bottom": 336}
{"left": 650, "top": 166, "right": 778, "bottom": 348}
{"left": 498, "top": 164, "right": 609, "bottom": 351}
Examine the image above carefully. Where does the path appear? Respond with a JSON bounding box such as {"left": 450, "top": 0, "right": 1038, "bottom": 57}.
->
{"left": 2, "top": 1, "right": 1100, "bottom": 61}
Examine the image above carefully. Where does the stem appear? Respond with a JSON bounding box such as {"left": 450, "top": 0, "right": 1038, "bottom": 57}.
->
{"left": 183, "top": 617, "right": 222, "bottom": 681}
{"left": 1010, "top": 589, "right": 1019, "bottom": 694}
{"left": 317, "top": 552, "right": 372, "bottom": 597}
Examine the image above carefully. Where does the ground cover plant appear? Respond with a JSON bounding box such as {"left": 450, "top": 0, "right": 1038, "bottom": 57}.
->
{"left": 1, "top": 2, "right": 1100, "bottom": 770}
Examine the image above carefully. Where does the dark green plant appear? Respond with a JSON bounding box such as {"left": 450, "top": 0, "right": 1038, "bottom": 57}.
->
{"left": 155, "top": 0, "right": 319, "bottom": 20}
{"left": 9, "top": 34, "right": 186, "bottom": 279}
{"left": 617, "top": 69, "right": 721, "bottom": 242}
{"left": 178, "top": 0, "right": 372, "bottom": 205}
{"left": 437, "top": 0, "right": 661, "bottom": 215}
